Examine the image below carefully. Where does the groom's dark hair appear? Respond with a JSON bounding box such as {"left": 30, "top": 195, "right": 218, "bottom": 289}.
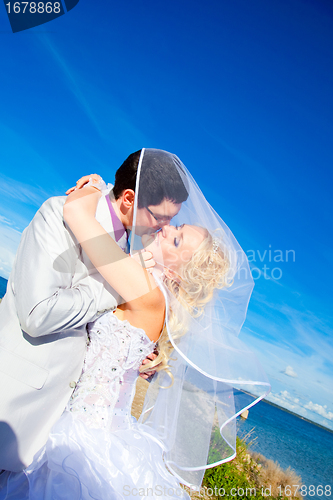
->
{"left": 113, "top": 150, "right": 188, "bottom": 208}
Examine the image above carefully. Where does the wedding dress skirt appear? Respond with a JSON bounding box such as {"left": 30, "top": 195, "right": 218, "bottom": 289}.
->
{"left": 0, "top": 313, "right": 189, "bottom": 500}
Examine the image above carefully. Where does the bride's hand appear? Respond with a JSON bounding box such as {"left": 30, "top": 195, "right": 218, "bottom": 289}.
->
{"left": 139, "top": 349, "right": 159, "bottom": 381}
{"left": 131, "top": 250, "right": 155, "bottom": 272}
{"left": 66, "top": 174, "right": 103, "bottom": 195}
{"left": 64, "top": 182, "right": 102, "bottom": 219}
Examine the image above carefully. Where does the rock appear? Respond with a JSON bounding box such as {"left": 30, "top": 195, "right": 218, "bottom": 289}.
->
{"left": 240, "top": 409, "right": 249, "bottom": 419}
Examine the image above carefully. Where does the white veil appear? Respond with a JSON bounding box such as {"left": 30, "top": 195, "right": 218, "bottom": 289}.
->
{"left": 130, "top": 149, "right": 270, "bottom": 488}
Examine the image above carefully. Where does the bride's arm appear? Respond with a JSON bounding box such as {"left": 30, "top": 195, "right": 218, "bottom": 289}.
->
{"left": 63, "top": 187, "right": 162, "bottom": 310}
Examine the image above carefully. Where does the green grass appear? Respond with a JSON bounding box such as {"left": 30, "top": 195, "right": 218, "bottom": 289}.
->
{"left": 185, "top": 433, "right": 303, "bottom": 500}
{"left": 203, "top": 437, "right": 269, "bottom": 499}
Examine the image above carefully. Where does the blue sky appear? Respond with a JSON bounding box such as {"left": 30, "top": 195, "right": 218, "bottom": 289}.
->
{"left": 0, "top": 0, "right": 332, "bottom": 429}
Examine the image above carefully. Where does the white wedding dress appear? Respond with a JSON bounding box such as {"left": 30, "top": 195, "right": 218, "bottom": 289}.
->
{"left": 0, "top": 312, "right": 190, "bottom": 500}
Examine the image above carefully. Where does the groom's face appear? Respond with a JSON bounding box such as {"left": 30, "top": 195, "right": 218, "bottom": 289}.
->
{"left": 135, "top": 199, "right": 181, "bottom": 235}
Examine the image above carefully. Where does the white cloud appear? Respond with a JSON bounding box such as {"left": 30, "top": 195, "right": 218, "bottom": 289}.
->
{"left": 283, "top": 365, "right": 298, "bottom": 378}
{"left": 0, "top": 173, "right": 49, "bottom": 210}
{"left": 0, "top": 215, "right": 13, "bottom": 226}
{"left": 304, "top": 401, "right": 333, "bottom": 421}
{"left": 264, "top": 390, "right": 333, "bottom": 430}
{"left": 0, "top": 171, "right": 63, "bottom": 279}
{"left": 267, "top": 390, "right": 306, "bottom": 414}
{"left": 240, "top": 327, "right": 333, "bottom": 425}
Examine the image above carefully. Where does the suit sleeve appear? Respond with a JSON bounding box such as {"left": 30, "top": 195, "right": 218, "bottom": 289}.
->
{"left": 12, "top": 197, "right": 104, "bottom": 337}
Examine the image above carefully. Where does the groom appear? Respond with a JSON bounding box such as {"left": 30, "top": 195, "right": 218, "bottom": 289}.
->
{"left": 0, "top": 149, "right": 188, "bottom": 472}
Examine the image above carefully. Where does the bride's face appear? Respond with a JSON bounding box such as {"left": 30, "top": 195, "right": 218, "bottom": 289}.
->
{"left": 142, "top": 224, "right": 207, "bottom": 274}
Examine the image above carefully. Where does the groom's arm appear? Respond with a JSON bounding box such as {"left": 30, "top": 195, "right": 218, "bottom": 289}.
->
{"left": 13, "top": 197, "right": 111, "bottom": 337}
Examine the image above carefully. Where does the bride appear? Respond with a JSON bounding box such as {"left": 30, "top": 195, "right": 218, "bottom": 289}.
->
{"left": 0, "top": 149, "right": 269, "bottom": 499}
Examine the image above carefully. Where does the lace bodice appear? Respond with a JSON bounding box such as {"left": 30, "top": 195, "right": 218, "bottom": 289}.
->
{"left": 68, "top": 312, "right": 155, "bottom": 430}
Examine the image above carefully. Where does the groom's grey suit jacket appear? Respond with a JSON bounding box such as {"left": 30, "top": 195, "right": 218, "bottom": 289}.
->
{"left": 0, "top": 192, "right": 120, "bottom": 471}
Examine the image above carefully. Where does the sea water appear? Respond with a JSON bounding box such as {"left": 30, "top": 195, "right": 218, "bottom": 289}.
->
{"left": 237, "top": 399, "right": 333, "bottom": 499}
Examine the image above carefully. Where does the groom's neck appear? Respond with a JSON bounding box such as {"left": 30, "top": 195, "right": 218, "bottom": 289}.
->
{"left": 110, "top": 195, "right": 132, "bottom": 229}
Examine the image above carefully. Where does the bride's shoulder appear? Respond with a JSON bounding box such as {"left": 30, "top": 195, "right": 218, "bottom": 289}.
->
{"left": 133, "top": 274, "right": 165, "bottom": 312}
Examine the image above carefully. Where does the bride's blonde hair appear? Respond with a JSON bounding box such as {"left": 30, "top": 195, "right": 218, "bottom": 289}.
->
{"left": 139, "top": 231, "right": 230, "bottom": 382}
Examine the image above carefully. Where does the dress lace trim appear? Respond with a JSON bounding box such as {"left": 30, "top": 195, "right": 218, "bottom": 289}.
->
{"left": 68, "top": 313, "right": 155, "bottom": 429}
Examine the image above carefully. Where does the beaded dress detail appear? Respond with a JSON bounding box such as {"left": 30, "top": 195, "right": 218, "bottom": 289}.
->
{"left": 68, "top": 312, "right": 155, "bottom": 430}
